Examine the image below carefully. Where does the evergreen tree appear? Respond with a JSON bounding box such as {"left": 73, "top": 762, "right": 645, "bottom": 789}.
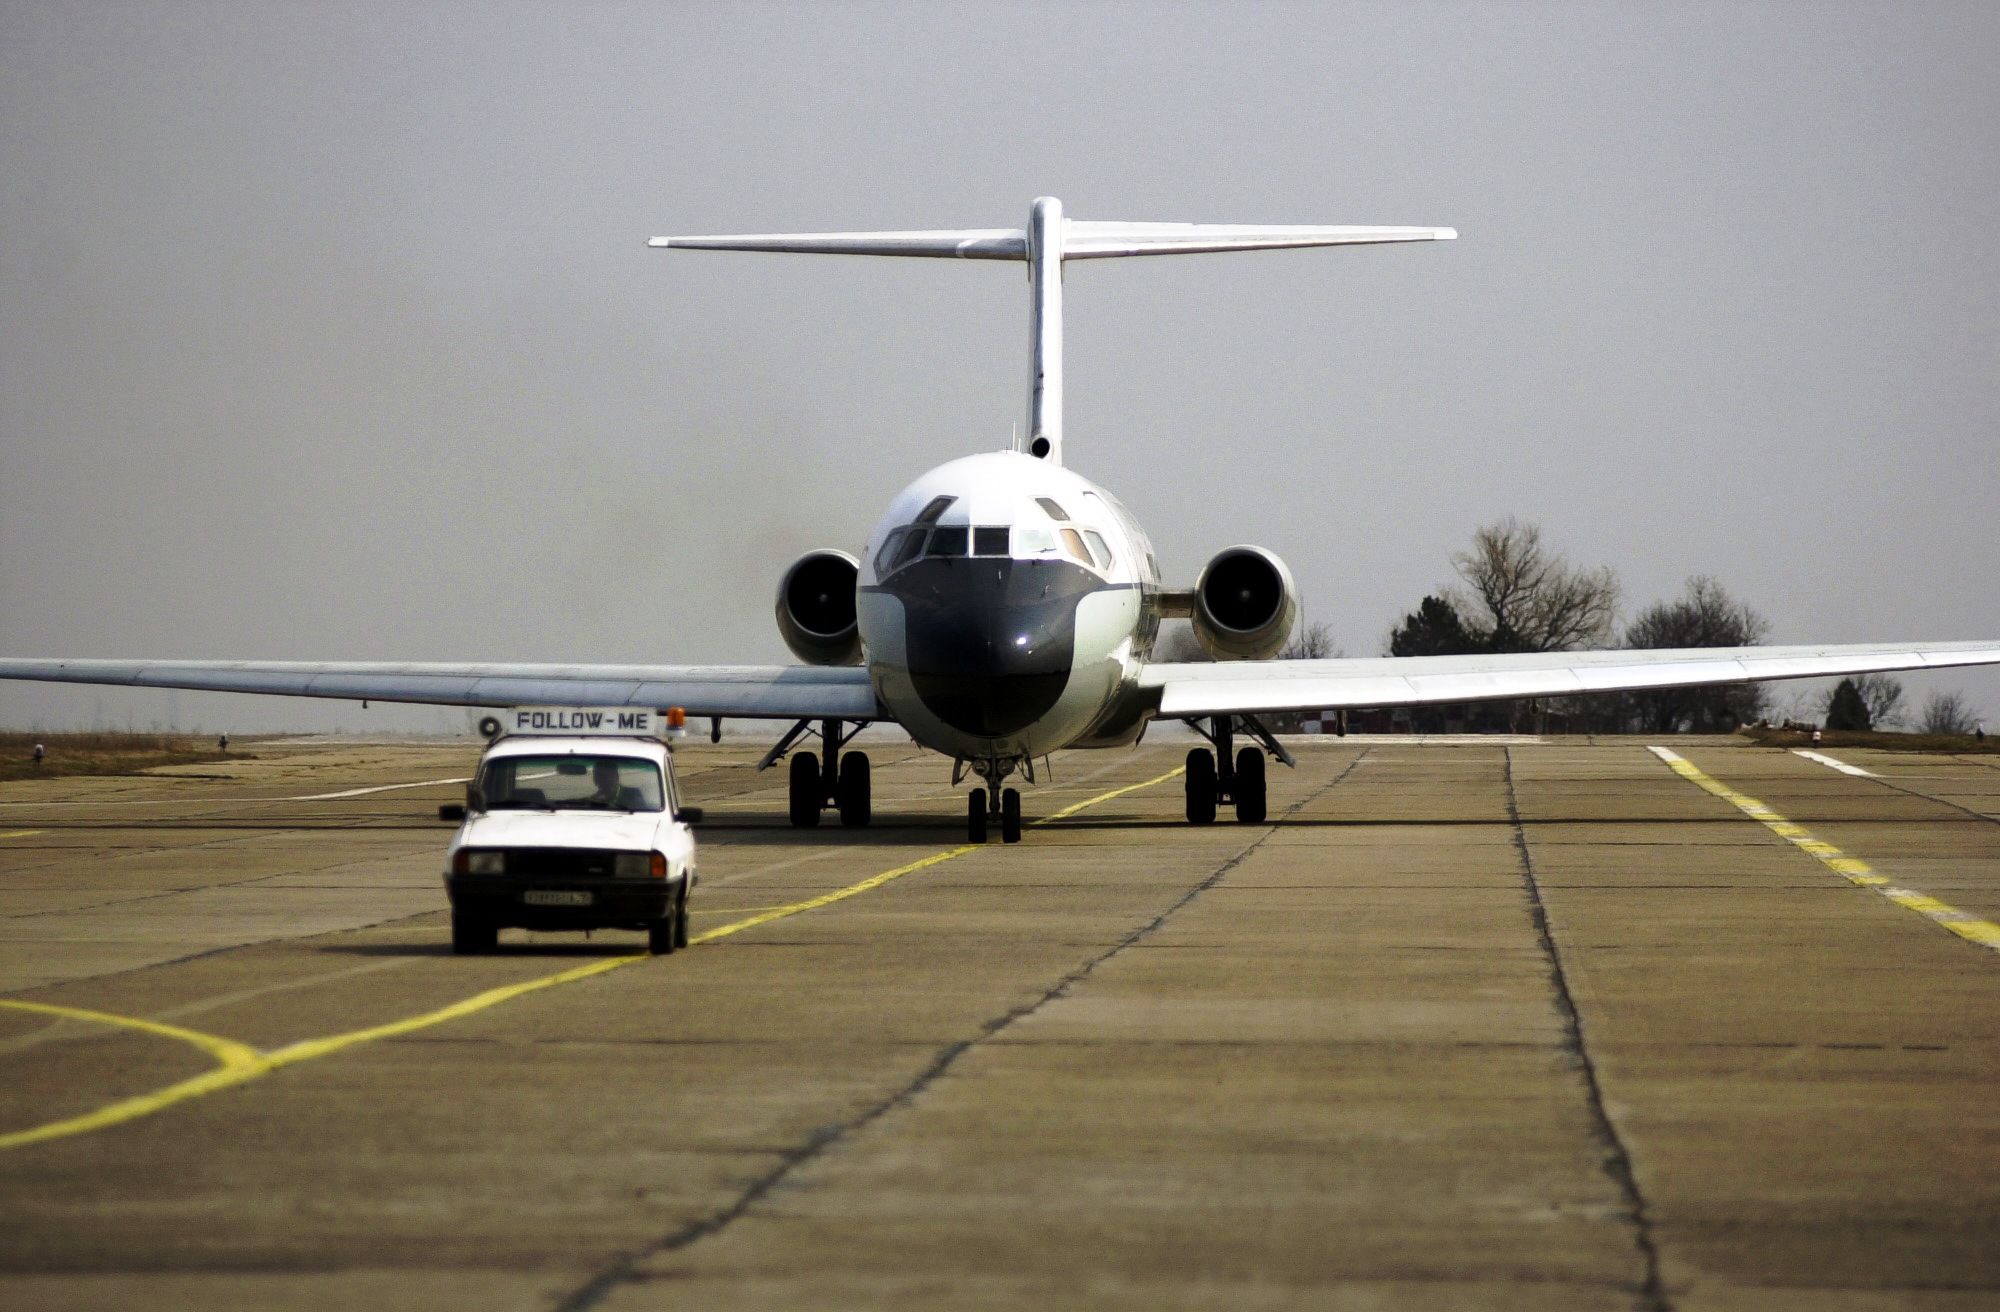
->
{"left": 1824, "top": 678, "right": 1872, "bottom": 731}
{"left": 1390, "top": 595, "right": 1478, "bottom": 657}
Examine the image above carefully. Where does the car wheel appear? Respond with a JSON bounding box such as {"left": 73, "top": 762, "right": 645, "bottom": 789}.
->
{"left": 451, "top": 909, "right": 497, "bottom": 955}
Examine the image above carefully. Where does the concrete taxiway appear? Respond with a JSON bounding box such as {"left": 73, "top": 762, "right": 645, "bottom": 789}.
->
{"left": 1, "top": 736, "right": 1997, "bottom": 1310}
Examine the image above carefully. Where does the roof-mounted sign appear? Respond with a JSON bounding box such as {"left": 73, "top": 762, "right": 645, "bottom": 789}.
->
{"left": 504, "top": 707, "right": 660, "bottom": 737}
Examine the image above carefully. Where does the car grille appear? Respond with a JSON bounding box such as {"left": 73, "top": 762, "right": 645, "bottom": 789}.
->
{"left": 503, "top": 848, "right": 631, "bottom": 879}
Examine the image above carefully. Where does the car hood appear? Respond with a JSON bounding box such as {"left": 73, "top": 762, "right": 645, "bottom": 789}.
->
{"left": 459, "top": 810, "right": 667, "bottom": 852}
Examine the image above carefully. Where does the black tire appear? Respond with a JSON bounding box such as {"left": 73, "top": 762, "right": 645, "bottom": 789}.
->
{"left": 1234, "top": 747, "right": 1267, "bottom": 823}
{"left": 1000, "top": 788, "right": 1022, "bottom": 843}
{"left": 674, "top": 885, "right": 691, "bottom": 948}
{"left": 838, "top": 752, "right": 872, "bottom": 828}
{"left": 967, "top": 788, "right": 988, "bottom": 843}
{"left": 451, "top": 908, "right": 497, "bottom": 955}
{"left": 1185, "top": 748, "right": 1217, "bottom": 825}
{"left": 788, "top": 751, "right": 821, "bottom": 827}
{"left": 648, "top": 915, "right": 676, "bottom": 955}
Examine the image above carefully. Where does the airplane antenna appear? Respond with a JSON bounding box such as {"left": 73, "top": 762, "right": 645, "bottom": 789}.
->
{"left": 650, "top": 199, "right": 1455, "bottom": 468}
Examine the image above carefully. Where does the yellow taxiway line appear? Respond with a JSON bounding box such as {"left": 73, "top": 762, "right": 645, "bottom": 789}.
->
{"left": 1650, "top": 746, "right": 2000, "bottom": 954}
{"left": 0, "top": 830, "right": 43, "bottom": 840}
{"left": 0, "top": 766, "right": 1183, "bottom": 1153}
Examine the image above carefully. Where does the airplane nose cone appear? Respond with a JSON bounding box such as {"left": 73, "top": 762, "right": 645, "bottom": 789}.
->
{"left": 882, "top": 556, "right": 1096, "bottom": 740}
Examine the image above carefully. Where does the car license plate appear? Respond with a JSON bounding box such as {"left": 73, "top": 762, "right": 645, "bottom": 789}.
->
{"left": 522, "top": 889, "right": 593, "bottom": 907}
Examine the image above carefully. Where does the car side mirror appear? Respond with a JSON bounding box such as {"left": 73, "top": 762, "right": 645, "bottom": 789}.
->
{"left": 678, "top": 806, "right": 704, "bottom": 825}
{"left": 438, "top": 803, "right": 466, "bottom": 823}
{"left": 466, "top": 785, "right": 485, "bottom": 812}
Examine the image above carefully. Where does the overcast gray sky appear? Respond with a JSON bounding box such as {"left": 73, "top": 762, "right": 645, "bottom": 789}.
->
{"left": 3, "top": 0, "right": 1996, "bottom": 733}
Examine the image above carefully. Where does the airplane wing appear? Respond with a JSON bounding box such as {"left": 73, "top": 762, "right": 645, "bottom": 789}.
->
{"left": 0, "top": 660, "right": 882, "bottom": 721}
{"left": 1139, "top": 641, "right": 2000, "bottom": 719}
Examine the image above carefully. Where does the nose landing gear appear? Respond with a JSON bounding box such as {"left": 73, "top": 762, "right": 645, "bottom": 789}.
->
{"left": 963, "top": 758, "right": 1025, "bottom": 843}
{"left": 765, "top": 718, "right": 873, "bottom": 828}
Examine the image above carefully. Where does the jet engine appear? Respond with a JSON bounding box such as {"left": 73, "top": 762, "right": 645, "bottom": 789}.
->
{"left": 776, "top": 549, "right": 863, "bottom": 665}
{"left": 1192, "top": 545, "right": 1299, "bottom": 660}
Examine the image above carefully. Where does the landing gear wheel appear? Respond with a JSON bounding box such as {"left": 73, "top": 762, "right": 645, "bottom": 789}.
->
{"left": 1185, "top": 748, "right": 1217, "bottom": 825}
{"left": 674, "top": 887, "right": 691, "bottom": 949}
{"left": 788, "top": 751, "right": 821, "bottom": 828}
{"left": 1001, "top": 788, "right": 1022, "bottom": 844}
{"left": 648, "top": 912, "right": 677, "bottom": 955}
{"left": 967, "top": 789, "right": 988, "bottom": 843}
{"left": 451, "top": 909, "right": 497, "bottom": 955}
{"left": 1233, "top": 747, "right": 1267, "bottom": 823}
{"left": 838, "top": 752, "right": 872, "bottom": 828}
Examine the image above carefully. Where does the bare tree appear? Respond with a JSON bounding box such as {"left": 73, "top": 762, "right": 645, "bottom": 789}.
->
{"left": 1919, "top": 691, "right": 1978, "bottom": 735}
{"left": 1819, "top": 672, "right": 1904, "bottom": 729}
{"left": 1452, "top": 517, "right": 1619, "bottom": 653}
{"left": 1622, "top": 576, "right": 1770, "bottom": 732}
{"left": 1280, "top": 619, "right": 1337, "bottom": 660}
{"left": 1449, "top": 519, "right": 1619, "bottom": 732}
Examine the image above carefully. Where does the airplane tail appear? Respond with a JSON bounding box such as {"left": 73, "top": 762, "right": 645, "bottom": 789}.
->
{"left": 650, "top": 197, "right": 1454, "bottom": 466}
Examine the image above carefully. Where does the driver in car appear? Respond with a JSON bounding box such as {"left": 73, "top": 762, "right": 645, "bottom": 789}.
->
{"left": 589, "top": 759, "right": 631, "bottom": 809}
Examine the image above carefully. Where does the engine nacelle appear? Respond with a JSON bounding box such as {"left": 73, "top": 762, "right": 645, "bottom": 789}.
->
{"left": 1192, "top": 545, "right": 1299, "bottom": 660}
{"left": 776, "top": 549, "right": 862, "bottom": 665}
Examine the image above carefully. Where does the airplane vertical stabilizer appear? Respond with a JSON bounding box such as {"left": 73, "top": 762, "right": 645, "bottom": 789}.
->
{"left": 650, "top": 199, "right": 1455, "bottom": 466}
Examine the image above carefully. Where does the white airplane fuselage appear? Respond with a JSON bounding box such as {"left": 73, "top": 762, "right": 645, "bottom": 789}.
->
{"left": 858, "top": 451, "right": 1162, "bottom": 764}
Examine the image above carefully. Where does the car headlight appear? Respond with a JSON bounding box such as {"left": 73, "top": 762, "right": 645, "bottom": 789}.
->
{"left": 614, "top": 851, "right": 653, "bottom": 878}
{"left": 464, "top": 851, "right": 505, "bottom": 875}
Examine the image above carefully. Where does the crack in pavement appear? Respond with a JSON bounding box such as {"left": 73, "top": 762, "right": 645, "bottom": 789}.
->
{"left": 552, "top": 747, "right": 1373, "bottom": 1311}
{"left": 1505, "top": 746, "right": 1670, "bottom": 1312}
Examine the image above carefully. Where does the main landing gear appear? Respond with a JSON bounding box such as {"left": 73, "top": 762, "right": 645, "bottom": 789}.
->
{"left": 963, "top": 756, "right": 1027, "bottom": 844}
{"left": 764, "top": 718, "right": 872, "bottom": 828}
{"left": 1182, "top": 714, "right": 1294, "bottom": 825}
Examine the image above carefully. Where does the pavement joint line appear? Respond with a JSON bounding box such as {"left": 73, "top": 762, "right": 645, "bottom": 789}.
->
{"left": 284, "top": 777, "right": 472, "bottom": 800}
{"left": 1649, "top": 746, "right": 2000, "bottom": 954}
{"left": 0, "top": 766, "right": 1184, "bottom": 1154}
{"left": 551, "top": 754, "right": 1350, "bottom": 1312}
{"left": 1506, "top": 747, "right": 1669, "bottom": 1312}
{"left": 1793, "top": 749, "right": 1875, "bottom": 777}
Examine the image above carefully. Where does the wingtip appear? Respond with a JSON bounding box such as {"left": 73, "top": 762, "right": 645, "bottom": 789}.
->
{"left": 1436, "top": 227, "right": 1458, "bottom": 241}
{"left": 646, "top": 237, "right": 673, "bottom": 248}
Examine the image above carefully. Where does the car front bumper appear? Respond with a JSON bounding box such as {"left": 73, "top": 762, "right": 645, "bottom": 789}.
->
{"left": 446, "top": 874, "right": 678, "bottom": 930}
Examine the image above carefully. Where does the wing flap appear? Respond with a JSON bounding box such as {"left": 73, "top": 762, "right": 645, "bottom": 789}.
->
{"left": 0, "top": 660, "right": 883, "bottom": 721}
{"left": 1145, "top": 642, "right": 2000, "bottom": 719}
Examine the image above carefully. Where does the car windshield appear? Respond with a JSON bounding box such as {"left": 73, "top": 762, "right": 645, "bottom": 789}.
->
{"left": 480, "top": 755, "right": 665, "bottom": 812}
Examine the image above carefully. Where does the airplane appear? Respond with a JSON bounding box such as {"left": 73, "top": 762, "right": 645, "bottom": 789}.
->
{"left": 5, "top": 196, "right": 1999, "bottom": 844}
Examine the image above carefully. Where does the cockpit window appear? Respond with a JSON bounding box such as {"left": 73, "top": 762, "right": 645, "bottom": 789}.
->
{"left": 874, "top": 529, "right": 908, "bottom": 575}
{"left": 1035, "top": 497, "right": 1069, "bottom": 521}
{"left": 1058, "top": 528, "right": 1093, "bottom": 566}
{"left": 1015, "top": 526, "right": 1058, "bottom": 557}
{"left": 926, "top": 525, "right": 969, "bottom": 557}
{"left": 878, "top": 519, "right": 1103, "bottom": 576}
{"left": 915, "top": 496, "right": 955, "bottom": 524}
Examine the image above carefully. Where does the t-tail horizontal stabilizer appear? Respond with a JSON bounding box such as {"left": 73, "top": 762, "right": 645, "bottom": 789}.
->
{"left": 651, "top": 197, "right": 1454, "bottom": 466}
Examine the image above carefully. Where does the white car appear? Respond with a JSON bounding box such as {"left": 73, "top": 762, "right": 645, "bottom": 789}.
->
{"left": 440, "top": 715, "right": 698, "bottom": 955}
